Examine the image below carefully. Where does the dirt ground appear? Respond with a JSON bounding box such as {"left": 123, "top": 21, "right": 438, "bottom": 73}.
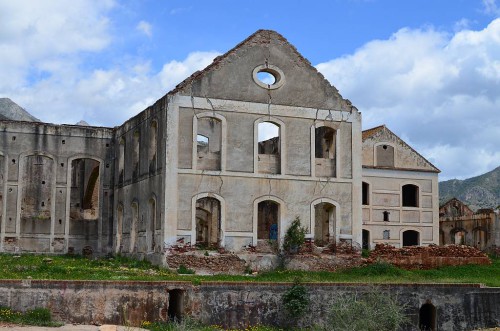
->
{"left": 0, "top": 324, "right": 147, "bottom": 331}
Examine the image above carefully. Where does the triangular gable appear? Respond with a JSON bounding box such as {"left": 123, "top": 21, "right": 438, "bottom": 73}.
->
{"left": 168, "top": 30, "right": 353, "bottom": 111}
{"left": 362, "top": 125, "right": 440, "bottom": 173}
{"left": 439, "top": 198, "right": 474, "bottom": 217}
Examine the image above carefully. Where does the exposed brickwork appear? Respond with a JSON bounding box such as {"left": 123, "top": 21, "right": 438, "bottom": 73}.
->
{"left": 166, "top": 252, "right": 247, "bottom": 274}
{"left": 368, "top": 243, "right": 490, "bottom": 269}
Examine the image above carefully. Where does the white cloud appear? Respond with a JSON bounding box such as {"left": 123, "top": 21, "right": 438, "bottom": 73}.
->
{"left": 136, "top": 20, "right": 152, "bottom": 38}
{"left": 482, "top": 0, "right": 500, "bottom": 15}
{"left": 0, "top": 0, "right": 219, "bottom": 126}
{"left": 317, "top": 19, "right": 500, "bottom": 180}
{"left": 3, "top": 51, "right": 220, "bottom": 126}
{"left": 158, "top": 51, "right": 220, "bottom": 88}
{"left": 0, "top": 0, "right": 113, "bottom": 90}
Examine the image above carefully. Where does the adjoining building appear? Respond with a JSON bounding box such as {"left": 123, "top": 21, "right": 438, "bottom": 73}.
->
{"left": 0, "top": 30, "right": 440, "bottom": 264}
{"left": 439, "top": 197, "right": 499, "bottom": 251}
{"left": 361, "top": 125, "right": 440, "bottom": 249}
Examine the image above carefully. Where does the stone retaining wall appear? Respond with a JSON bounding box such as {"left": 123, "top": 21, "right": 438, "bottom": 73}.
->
{"left": 0, "top": 280, "right": 498, "bottom": 331}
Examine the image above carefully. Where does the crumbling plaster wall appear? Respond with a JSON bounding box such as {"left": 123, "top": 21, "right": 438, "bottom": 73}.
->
{"left": 0, "top": 121, "right": 114, "bottom": 254}
{"left": 362, "top": 129, "right": 436, "bottom": 172}
{"left": 362, "top": 168, "right": 439, "bottom": 248}
{"left": 175, "top": 30, "right": 352, "bottom": 113}
{"left": 439, "top": 210, "right": 498, "bottom": 250}
{"left": 113, "top": 99, "right": 166, "bottom": 262}
{"left": 168, "top": 95, "right": 362, "bottom": 252}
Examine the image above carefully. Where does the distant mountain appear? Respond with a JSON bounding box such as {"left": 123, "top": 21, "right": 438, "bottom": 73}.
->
{"left": 439, "top": 166, "right": 500, "bottom": 211}
{"left": 0, "top": 98, "right": 40, "bottom": 122}
{"left": 75, "top": 120, "right": 90, "bottom": 126}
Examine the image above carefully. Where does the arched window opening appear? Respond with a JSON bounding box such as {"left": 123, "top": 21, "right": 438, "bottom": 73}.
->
{"left": 257, "top": 200, "right": 279, "bottom": 241}
{"left": 315, "top": 126, "right": 336, "bottom": 177}
{"left": 118, "top": 138, "right": 125, "bottom": 185}
{"left": 149, "top": 121, "right": 158, "bottom": 174}
{"left": 402, "top": 184, "right": 419, "bottom": 207}
{"left": 362, "top": 182, "right": 369, "bottom": 205}
{"left": 419, "top": 302, "right": 437, "bottom": 331}
{"left": 148, "top": 198, "right": 156, "bottom": 252}
{"left": 453, "top": 229, "right": 466, "bottom": 245}
{"left": 403, "top": 230, "right": 419, "bottom": 246}
{"left": 314, "top": 202, "right": 335, "bottom": 247}
{"left": 20, "top": 155, "right": 53, "bottom": 236}
{"left": 376, "top": 144, "right": 394, "bottom": 167}
{"left": 132, "top": 131, "right": 140, "bottom": 179}
{"left": 362, "top": 229, "right": 370, "bottom": 250}
{"left": 197, "top": 117, "right": 221, "bottom": 171}
{"left": 69, "top": 158, "right": 100, "bottom": 221}
{"left": 258, "top": 122, "right": 280, "bottom": 174}
{"left": 473, "top": 228, "right": 487, "bottom": 250}
{"left": 116, "top": 204, "right": 124, "bottom": 253}
{"left": 130, "top": 202, "right": 138, "bottom": 253}
{"left": 195, "top": 197, "right": 221, "bottom": 248}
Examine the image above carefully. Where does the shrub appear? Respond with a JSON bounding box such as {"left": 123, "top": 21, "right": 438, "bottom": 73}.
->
{"left": 177, "top": 264, "right": 195, "bottom": 274}
{"left": 282, "top": 279, "right": 309, "bottom": 319}
{"left": 283, "top": 216, "right": 307, "bottom": 254}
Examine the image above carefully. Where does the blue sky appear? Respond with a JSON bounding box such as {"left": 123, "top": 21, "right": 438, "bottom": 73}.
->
{"left": 0, "top": 0, "right": 499, "bottom": 181}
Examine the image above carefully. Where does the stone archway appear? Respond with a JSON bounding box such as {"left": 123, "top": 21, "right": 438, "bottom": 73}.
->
{"left": 419, "top": 301, "right": 437, "bottom": 331}
{"left": 314, "top": 202, "right": 335, "bottom": 247}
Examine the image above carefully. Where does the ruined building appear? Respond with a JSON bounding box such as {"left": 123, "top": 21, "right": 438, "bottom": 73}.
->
{"left": 361, "top": 125, "right": 440, "bottom": 249}
{"left": 0, "top": 30, "right": 440, "bottom": 263}
{"left": 439, "top": 198, "right": 499, "bottom": 251}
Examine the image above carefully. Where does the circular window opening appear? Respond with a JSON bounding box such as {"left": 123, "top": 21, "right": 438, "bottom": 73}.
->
{"left": 256, "top": 71, "right": 276, "bottom": 85}
{"left": 383, "top": 145, "right": 388, "bottom": 150}
{"left": 252, "top": 64, "right": 285, "bottom": 90}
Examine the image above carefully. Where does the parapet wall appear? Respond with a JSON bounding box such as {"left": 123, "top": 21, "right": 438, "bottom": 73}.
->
{"left": 0, "top": 280, "right": 498, "bottom": 331}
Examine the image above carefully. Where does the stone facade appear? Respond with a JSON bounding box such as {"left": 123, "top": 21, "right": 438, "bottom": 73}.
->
{"left": 0, "top": 30, "right": 439, "bottom": 262}
{"left": 439, "top": 197, "right": 499, "bottom": 251}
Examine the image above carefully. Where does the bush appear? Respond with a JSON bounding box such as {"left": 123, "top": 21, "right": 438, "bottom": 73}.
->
{"left": 283, "top": 216, "right": 307, "bottom": 254}
{"left": 325, "top": 287, "right": 408, "bottom": 331}
{"left": 282, "top": 279, "right": 309, "bottom": 319}
{"left": 177, "top": 264, "right": 195, "bottom": 274}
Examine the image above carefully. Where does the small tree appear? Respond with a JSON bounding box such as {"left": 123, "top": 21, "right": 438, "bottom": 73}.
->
{"left": 283, "top": 216, "right": 307, "bottom": 254}
{"left": 282, "top": 279, "right": 309, "bottom": 322}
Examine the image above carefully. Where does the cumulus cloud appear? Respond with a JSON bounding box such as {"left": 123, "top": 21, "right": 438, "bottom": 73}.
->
{"left": 4, "top": 52, "right": 220, "bottom": 126}
{"left": 0, "top": 0, "right": 219, "bottom": 126}
{"left": 0, "top": 0, "right": 113, "bottom": 89}
{"left": 136, "top": 20, "right": 152, "bottom": 37}
{"left": 317, "top": 19, "right": 500, "bottom": 180}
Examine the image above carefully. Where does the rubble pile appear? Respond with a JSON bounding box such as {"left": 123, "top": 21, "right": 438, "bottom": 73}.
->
{"left": 286, "top": 253, "right": 363, "bottom": 272}
{"left": 166, "top": 252, "right": 247, "bottom": 275}
{"left": 368, "top": 244, "right": 490, "bottom": 269}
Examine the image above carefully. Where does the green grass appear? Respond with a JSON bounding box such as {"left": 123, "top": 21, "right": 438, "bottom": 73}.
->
{"left": 0, "top": 253, "right": 498, "bottom": 287}
{"left": 0, "top": 307, "right": 62, "bottom": 327}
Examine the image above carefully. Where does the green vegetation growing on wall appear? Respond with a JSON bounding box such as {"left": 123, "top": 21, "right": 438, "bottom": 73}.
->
{"left": 0, "top": 307, "right": 61, "bottom": 327}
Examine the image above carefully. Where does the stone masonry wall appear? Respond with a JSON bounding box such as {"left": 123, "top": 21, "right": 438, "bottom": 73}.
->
{"left": 0, "top": 280, "right": 498, "bottom": 330}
